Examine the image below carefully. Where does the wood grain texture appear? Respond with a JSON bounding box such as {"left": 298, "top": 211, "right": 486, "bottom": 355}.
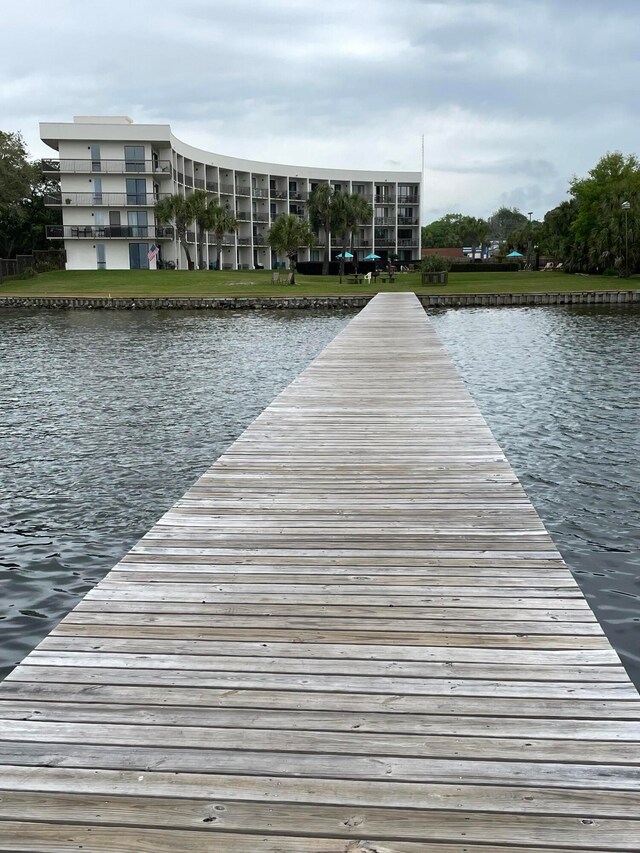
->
{"left": 1, "top": 292, "right": 638, "bottom": 849}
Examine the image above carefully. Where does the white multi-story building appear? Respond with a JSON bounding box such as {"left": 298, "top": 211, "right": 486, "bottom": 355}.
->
{"left": 40, "top": 116, "right": 421, "bottom": 271}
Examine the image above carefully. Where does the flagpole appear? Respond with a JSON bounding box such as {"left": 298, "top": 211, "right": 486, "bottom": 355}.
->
{"left": 420, "top": 134, "right": 425, "bottom": 260}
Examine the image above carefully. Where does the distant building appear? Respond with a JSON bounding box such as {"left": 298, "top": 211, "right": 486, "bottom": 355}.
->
{"left": 40, "top": 116, "right": 422, "bottom": 271}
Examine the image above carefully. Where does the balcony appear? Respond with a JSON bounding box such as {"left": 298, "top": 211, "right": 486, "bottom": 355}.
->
{"left": 374, "top": 194, "right": 395, "bottom": 203}
{"left": 270, "top": 189, "right": 287, "bottom": 199}
{"left": 398, "top": 238, "right": 418, "bottom": 247}
{"left": 289, "top": 191, "right": 308, "bottom": 201}
{"left": 398, "top": 195, "right": 419, "bottom": 204}
{"left": 42, "top": 159, "right": 172, "bottom": 175}
{"left": 374, "top": 217, "right": 396, "bottom": 226}
{"left": 206, "top": 181, "right": 219, "bottom": 192}
{"left": 236, "top": 185, "right": 251, "bottom": 196}
{"left": 398, "top": 216, "right": 419, "bottom": 225}
{"left": 220, "top": 184, "right": 235, "bottom": 194}
{"left": 375, "top": 239, "right": 396, "bottom": 248}
{"left": 253, "top": 235, "right": 268, "bottom": 246}
{"left": 46, "top": 225, "right": 175, "bottom": 240}
{"left": 194, "top": 178, "right": 205, "bottom": 189}
{"left": 252, "top": 188, "right": 269, "bottom": 198}
{"left": 46, "top": 192, "right": 171, "bottom": 207}
{"left": 253, "top": 211, "right": 270, "bottom": 222}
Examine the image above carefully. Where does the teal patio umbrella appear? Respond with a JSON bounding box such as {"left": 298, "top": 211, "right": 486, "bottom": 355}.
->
{"left": 363, "top": 252, "right": 381, "bottom": 260}
{"left": 506, "top": 250, "right": 523, "bottom": 257}
{"left": 336, "top": 251, "right": 354, "bottom": 259}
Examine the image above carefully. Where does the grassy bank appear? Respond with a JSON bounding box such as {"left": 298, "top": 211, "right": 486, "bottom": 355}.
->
{"left": 1, "top": 268, "right": 638, "bottom": 298}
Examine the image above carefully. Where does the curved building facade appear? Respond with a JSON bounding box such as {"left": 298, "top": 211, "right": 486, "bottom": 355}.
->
{"left": 40, "top": 116, "right": 421, "bottom": 271}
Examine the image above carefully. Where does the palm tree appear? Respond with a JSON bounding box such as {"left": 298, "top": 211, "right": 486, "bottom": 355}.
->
{"left": 267, "top": 213, "right": 313, "bottom": 284}
{"left": 203, "top": 201, "right": 239, "bottom": 271}
{"left": 189, "top": 189, "right": 212, "bottom": 269}
{"left": 154, "top": 194, "right": 195, "bottom": 270}
{"left": 308, "top": 183, "right": 336, "bottom": 275}
{"left": 333, "top": 193, "right": 372, "bottom": 281}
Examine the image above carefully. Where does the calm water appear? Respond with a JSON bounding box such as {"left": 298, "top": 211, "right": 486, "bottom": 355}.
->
{"left": 1, "top": 305, "right": 639, "bottom": 687}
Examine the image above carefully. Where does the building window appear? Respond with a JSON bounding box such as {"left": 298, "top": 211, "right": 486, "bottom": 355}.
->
{"left": 92, "top": 177, "right": 103, "bottom": 204}
{"left": 126, "top": 178, "right": 147, "bottom": 205}
{"left": 289, "top": 180, "right": 297, "bottom": 193}
{"left": 129, "top": 243, "right": 149, "bottom": 269}
{"left": 310, "top": 250, "right": 320, "bottom": 262}
{"left": 96, "top": 243, "right": 106, "bottom": 269}
{"left": 90, "top": 145, "right": 101, "bottom": 172}
{"left": 127, "top": 210, "right": 148, "bottom": 237}
{"left": 124, "top": 145, "right": 145, "bottom": 172}
{"left": 354, "top": 184, "right": 365, "bottom": 194}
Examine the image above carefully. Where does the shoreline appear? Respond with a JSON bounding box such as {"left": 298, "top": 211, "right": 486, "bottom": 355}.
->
{"left": 1, "top": 289, "right": 639, "bottom": 310}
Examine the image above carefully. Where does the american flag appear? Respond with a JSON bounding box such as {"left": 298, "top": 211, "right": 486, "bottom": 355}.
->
{"left": 147, "top": 243, "right": 159, "bottom": 261}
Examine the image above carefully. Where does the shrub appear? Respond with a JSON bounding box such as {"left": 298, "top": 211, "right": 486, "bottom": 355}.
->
{"left": 420, "top": 255, "right": 450, "bottom": 272}
{"left": 18, "top": 267, "right": 37, "bottom": 280}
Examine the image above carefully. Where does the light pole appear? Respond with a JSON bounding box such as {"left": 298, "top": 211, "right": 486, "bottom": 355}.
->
{"left": 622, "top": 201, "right": 630, "bottom": 277}
{"left": 527, "top": 211, "right": 533, "bottom": 270}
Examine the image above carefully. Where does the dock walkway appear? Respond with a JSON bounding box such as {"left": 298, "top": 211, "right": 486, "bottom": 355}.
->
{"left": 1, "top": 292, "right": 639, "bottom": 851}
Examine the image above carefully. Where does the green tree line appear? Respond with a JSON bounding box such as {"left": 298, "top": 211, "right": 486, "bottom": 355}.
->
{"left": 423, "top": 152, "right": 639, "bottom": 274}
{"left": 0, "top": 131, "right": 61, "bottom": 258}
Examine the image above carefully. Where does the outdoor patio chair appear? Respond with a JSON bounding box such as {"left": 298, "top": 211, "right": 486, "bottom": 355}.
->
{"left": 364, "top": 272, "right": 372, "bottom": 282}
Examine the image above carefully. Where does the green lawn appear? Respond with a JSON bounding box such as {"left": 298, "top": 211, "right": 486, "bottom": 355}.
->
{"left": 1, "top": 268, "right": 638, "bottom": 298}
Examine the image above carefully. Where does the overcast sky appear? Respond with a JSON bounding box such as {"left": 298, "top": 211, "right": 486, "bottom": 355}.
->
{"left": 2, "top": 0, "right": 638, "bottom": 222}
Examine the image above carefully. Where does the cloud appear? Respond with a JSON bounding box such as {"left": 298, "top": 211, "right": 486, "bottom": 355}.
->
{"left": 1, "top": 0, "right": 639, "bottom": 222}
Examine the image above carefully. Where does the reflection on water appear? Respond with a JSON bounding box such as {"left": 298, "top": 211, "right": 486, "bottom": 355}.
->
{"left": 430, "top": 306, "right": 640, "bottom": 687}
{"left": 1, "top": 305, "right": 639, "bottom": 688}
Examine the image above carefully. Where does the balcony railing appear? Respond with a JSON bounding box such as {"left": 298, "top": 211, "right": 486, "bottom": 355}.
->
{"left": 46, "top": 225, "right": 174, "bottom": 240}
{"left": 42, "top": 159, "right": 172, "bottom": 175}
{"left": 398, "top": 195, "right": 419, "bottom": 204}
{"left": 194, "top": 178, "right": 205, "bottom": 189}
{"left": 374, "top": 217, "right": 396, "bottom": 226}
{"left": 398, "top": 238, "right": 418, "bottom": 247}
{"left": 270, "top": 189, "right": 287, "bottom": 199}
{"left": 374, "top": 194, "right": 395, "bottom": 203}
{"left": 220, "top": 184, "right": 235, "bottom": 194}
{"left": 237, "top": 237, "right": 251, "bottom": 246}
{"left": 289, "top": 191, "right": 308, "bottom": 201}
{"left": 398, "top": 216, "right": 419, "bottom": 225}
{"left": 46, "top": 192, "right": 171, "bottom": 207}
{"left": 253, "top": 211, "right": 270, "bottom": 221}
{"left": 252, "top": 188, "right": 269, "bottom": 198}
{"left": 253, "top": 235, "right": 267, "bottom": 245}
{"left": 206, "top": 181, "right": 219, "bottom": 192}
{"left": 375, "top": 239, "right": 396, "bottom": 247}
{"left": 236, "top": 185, "right": 251, "bottom": 196}
{"left": 236, "top": 212, "right": 251, "bottom": 221}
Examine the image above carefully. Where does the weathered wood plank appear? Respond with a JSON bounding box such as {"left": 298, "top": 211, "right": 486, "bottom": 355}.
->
{"left": 1, "top": 292, "right": 638, "bottom": 850}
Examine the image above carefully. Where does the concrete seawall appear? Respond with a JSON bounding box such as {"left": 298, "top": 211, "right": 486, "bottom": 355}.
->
{"left": 0, "top": 290, "right": 639, "bottom": 311}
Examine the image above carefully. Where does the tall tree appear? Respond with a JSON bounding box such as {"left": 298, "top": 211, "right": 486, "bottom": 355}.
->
{"left": 421, "top": 213, "right": 465, "bottom": 248}
{"left": 0, "top": 131, "right": 35, "bottom": 209}
{"left": 569, "top": 152, "right": 640, "bottom": 273}
{"left": 202, "top": 200, "right": 239, "bottom": 272}
{"left": 267, "top": 213, "right": 313, "bottom": 284}
{"left": 458, "top": 216, "right": 489, "bottom": 260}
{"left": 333, "top": 192, "right": 372, "bottom": 280}
{"left": 154, "top": 194, "right": 196, "bottom": 269}
{"left": 0, "top": 138, "right": 61, "bottom": 259}
{"left": 308, "top": 183, "right": 337, "bottom": 275}
{"left": 541, "top": 199, "right": 579, "bottom": 265}
{"left": 189, "top": 189, "right": 213, "bottom": 269}
{"left": 487, "top": 207, "right": 528, "bottom": 242}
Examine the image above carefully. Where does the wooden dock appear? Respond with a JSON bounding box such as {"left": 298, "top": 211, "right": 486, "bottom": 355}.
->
{"left": 1, "top": 292, "right": 639, "bottom": 851}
